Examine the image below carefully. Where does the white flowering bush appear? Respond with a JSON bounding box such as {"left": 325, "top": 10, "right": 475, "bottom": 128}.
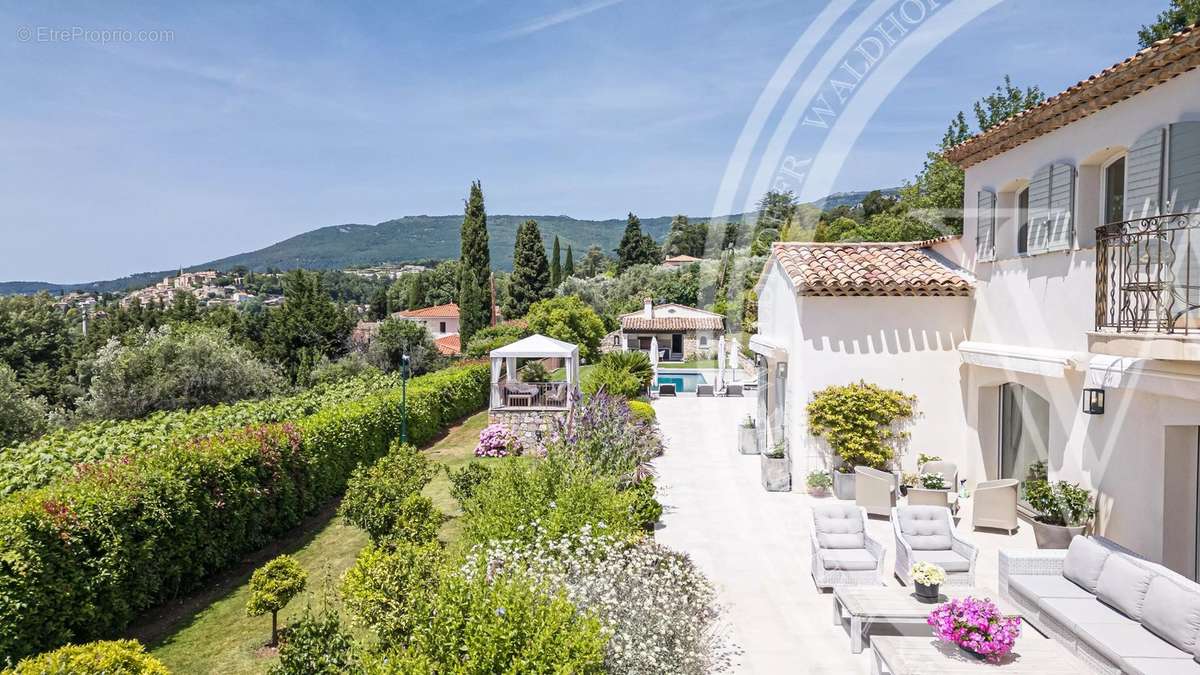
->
{"left": 464, "top": 525, "right": 737, "bottom": 674}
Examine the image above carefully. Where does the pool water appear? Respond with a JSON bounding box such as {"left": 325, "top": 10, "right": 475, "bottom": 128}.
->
{"left": 656, "top": 371, "right": 707, "bottom": 393}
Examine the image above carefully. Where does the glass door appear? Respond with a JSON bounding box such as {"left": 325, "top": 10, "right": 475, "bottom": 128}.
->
{"left": 999, "top": 383, "right": 1050, "bottom": 506}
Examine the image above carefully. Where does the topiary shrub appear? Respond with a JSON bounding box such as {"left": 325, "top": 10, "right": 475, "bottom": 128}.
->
{"left": 5, "top": 640, "right": 168, "bottom": 674}
{"left": 626, "top": 400, "right": 656, "bottom": 423}
{"left": 806, "top": 381, "right": 915, "bottom": 473}
{"left": 339, "top": 442, "right": 438, "bottom": 544}
{"left": 271, "top": 606, "right": 357, "bottom": 675}
{"left": 247, "top": 554, "right": 308, "bottom": 647}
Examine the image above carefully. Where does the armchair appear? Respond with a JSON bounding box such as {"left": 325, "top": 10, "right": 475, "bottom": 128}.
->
{"left": 972, "top": 479, "right": 1019, "bottom": 534}
{"left": 808, "top": 504, "right": 885, "bottom": 589}
{"left": 854, "top": 466, "right": 896, "bottom": 517}
{"left": 919, "top": 460, "right": 958, "bottom": 513}
{"left": 892, "top": 505, "right": 978, "bottom": 586}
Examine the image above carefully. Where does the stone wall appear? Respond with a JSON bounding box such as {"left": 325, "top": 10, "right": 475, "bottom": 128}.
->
{"left": 489, "top": 408, "right": 570, "bottom": 449}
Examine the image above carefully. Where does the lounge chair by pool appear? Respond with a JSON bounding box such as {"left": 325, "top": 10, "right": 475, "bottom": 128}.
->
{"left": 696, "top": 384, "right": 714, "bottom": 397}
{"left": 725, "top": 383, "right": 743, "bottom": 397}
{"left": 658, "top": 383, "right": 677, "bottom": 397}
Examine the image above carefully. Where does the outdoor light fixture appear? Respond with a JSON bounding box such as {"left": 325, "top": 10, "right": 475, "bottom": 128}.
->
{"left": 1082, "top": 388, "right": 1105, "bottom": 415}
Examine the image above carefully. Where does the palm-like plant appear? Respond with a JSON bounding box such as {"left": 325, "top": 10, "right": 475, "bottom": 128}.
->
{"left": 599, "top": 351, "right": 653, "bottom": 389}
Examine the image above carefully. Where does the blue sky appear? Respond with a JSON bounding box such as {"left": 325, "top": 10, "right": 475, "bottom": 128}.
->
{"left": 0, "top": 0, "right": 1160, "bottom": 283}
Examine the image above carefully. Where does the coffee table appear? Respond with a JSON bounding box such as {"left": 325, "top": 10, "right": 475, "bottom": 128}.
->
{"left": 832, "top": 586, "right": 1024, "bottom": 654}
{"left": 870, "top": 636, "right": 1082, "bottom": 674}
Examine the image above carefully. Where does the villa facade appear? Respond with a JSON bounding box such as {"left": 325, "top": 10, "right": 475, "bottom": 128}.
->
{"left": 754, "top": 27, "right": 1200, "bottom": 578}
{"left": 610, "top": 300, "right": 724, "bottom": 362}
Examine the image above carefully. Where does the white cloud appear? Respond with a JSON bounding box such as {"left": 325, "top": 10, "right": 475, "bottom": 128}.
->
{"left": 492, "top": 0, "right": 627, "bottom": 42}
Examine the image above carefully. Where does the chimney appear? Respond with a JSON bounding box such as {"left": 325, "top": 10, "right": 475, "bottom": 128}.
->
{"left": 643, "top": 298, "right": 653, "bottom": 319}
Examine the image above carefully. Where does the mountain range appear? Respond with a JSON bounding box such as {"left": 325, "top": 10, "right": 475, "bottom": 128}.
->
{"left": 1, "top": 189, "right": 895, "bottom": 295}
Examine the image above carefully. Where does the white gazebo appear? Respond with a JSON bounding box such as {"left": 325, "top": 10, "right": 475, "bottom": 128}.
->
{"left": 489, "top": 334, "right": 580, "bottom": 411}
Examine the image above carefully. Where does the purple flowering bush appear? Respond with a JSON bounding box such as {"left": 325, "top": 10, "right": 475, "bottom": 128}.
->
{"left": 927, "top": 596, "right": 1021, "bottom": 658}
{"left": 545, "top": 392, "right": 663, "bottom": 479}
{"left": 475, "top": 423, "right": 521, "bottom": 458}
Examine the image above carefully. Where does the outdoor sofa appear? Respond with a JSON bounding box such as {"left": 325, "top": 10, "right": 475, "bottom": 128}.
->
{"left": 808, "top": 504, "right": 885, "bottom": 589}
{"left": 891, "top": 505, "right": 978, "bottom": 586}
{"left": 1000, "top": 536, "right": 1200, "bottom": 675}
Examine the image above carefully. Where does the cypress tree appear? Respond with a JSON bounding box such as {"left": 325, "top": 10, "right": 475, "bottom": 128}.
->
{"left": 458, "top": 180, "right": 491, "bottom": 342}
{"left": 550, "top": 236, "right": 562, "bottom": 287}
{"left": 406, "top": 273, "right": 426, "bottom": 309}
{"left": 564, "top": 245, "right": 574, "bottom": 278}
{"left": 616, "top": 212, "right": 662, "bottom": 272}
{"left": 505, "top": 219, "right": 551, "bottom": 319}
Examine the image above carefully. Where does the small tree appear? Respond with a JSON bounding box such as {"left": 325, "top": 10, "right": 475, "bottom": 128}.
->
{"left": 551, "top": 235, "right": 562, "bottom": 287}
{"left": 506, "top": 219, "right": 552, "bottom": 318}
{"left": 524, "top": 296, "right": 607, "bottom": 362}
{"left": 366, "top": 318, "right": 442, "bottom": 375}
{"left": 247, "top": 555, "right": 309, "bottom": 647}
{"left": 807, "top": 381, "right": 916, "bottom": 472}
{"left": 339, "top": 442, "right": 439, "bottom": 543}
{"left": 564, "top": 245, "right": 575, "bottom": 278}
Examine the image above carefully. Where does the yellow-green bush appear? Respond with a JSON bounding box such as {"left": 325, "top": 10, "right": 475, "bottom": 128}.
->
{"left": 627, "top": 400, "right": 656, "bottom": 423}
{"left": 0, "top": 364, "right": 489, "bottom": 661}
{"left": 4, "top": 639, "right": 168, "bottom": 674}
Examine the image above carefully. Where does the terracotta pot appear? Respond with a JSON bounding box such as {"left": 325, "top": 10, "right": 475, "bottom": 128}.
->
{"left": 738, "top": 426, "right": 759, "bottom": 455}
{"left": 1031, "top": 519, "right": 1086, "bottom": 549}
{"left": 832, "top": 470, "right": 856, "bottom": 500}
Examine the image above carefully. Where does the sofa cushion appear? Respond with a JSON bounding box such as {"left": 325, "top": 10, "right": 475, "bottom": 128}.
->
{"left": 896, "top": 506, "right": 952, "bottom": 550}
{"left": 1074, "top": 622, "right": 1190, "bottom": 666}
{"left": 910, "top": 549, "right": 970, "bottom": 573}
{"left": 812, "top": 504, "right": 866, "bottom": 549}
{"left": 820, "top": 548, "right": 877, "bottom": 571}
{"left": 1123, "top": 657, "right": 1200, "bottom": 675}
{"left": 1096, "top": 553, "right": 1156, "bottom": 620}
{"left": 1039, "top": 597, "right": 1136, "bottom": 633}
{"left": 1063, "top": 536, "right": 1113, "bottom": 593}
{"left": 1008, "top": 574, "right": 1095, "bottom": 601}
{"left": 1141, "top": 575, "right": 1200, "bottom": 653}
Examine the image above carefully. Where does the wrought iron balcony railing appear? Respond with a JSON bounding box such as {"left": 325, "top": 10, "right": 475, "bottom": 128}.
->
{"left": 1095, "top": 213, "right": 1200, "bottom": 335}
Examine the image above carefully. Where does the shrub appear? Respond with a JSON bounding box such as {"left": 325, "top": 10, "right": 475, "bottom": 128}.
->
{"left": 463, "top": 322, "right": 530, "bottom": 359}
{"left": 306, "top": 354, "right": 379, "bottom": 387}
{"left": 366, "top": 319, "right": 443, "bottom": 376}
{"left": 460, "top": 455, "right": 642, "bottom": 547}
{"left": 247, "top": 555, "right": 308, "bottom": 647}
{"left": 1024, "top": 479, "right": 1096, "bottom": 527}
{"left": 341, "top": 542, "right": 443, "bottom": 648}
{"left": 806, "top": 381, "right": 915, "bottom": 472}
{"left": 474, "top": 423, "right": 521, "bottom": 458}
{"left": 271, "top": 606, "right": 358, "bottom": 675}
{"left": 518, "top": 361, "right": 549, "bottom": 383}
{"left": 629, "top": 479, "right": 663, "bottom": 530}
{"left": 0, "top": 363, "right": 48, "bottom": 447}
{"left": 598, "top": 351, "right": 653, "bottom": 389}
{"left": 544, "top": 392, "right": 663, "bottom": 479}
{"left": 524, "top": 296, "right": 606, "bottom": 362}
{"left": 447, "top": 462, "right": 493, "bottom": 505}
{"left": 339, "top": 442, "right": 437, "bottom": 543}
{"left": 582, "top": 365, "right": 643, "bottom": 399}
{"left": 4, "top": 640, "right": 168, "bottom": 674}
{"left": 0, "top": 363, "right": 489, "bottom": 661}
{"left": 466, "top": 530, "right": 734, "bottom": 674}
{"left": 78, "top": 324, "right": 286, "bottom": 421}
{"left": 627, "top": 399, "right": 655, "bottom": 423}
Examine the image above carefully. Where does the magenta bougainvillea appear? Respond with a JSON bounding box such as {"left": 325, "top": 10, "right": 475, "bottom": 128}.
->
{"left": 475, "top": 423, "right": 521, "bottom": 458}
{"left": 927, "top": 596, "right": 1021, "bottom": 659}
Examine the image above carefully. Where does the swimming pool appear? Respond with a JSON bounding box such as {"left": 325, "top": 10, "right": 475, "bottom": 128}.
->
{"left": 655, "top": 371, "right": 707, "bottom": 393}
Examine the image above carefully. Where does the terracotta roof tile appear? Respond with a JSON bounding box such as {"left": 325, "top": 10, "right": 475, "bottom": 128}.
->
{"left": 620, "top": 315, "right": 724, "bottom": 331}
{"left": 435, "top": 334, "right": 461, "bottom": 355}
{"left": 396, "top": 303, "right": 459, "bottom": 319}
{"left": 768, "top": 241, "right": 972, "bottom": 297}
{"left": 945, "top": 23, "right": 1200, "bottom": 168}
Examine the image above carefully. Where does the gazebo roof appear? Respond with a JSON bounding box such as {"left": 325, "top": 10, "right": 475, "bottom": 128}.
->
{"left": 489, "top": 333, "right": 579, "bottom": 359}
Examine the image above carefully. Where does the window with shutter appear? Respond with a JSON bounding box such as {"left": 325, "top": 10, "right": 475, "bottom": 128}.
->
{"left": 1045, "top": 163, "right": 1076, "bottom": 252}
{"left": 1168, "top": 122, "right": 1200, "bottom": 214}
{"left": 976, "top": 190, "right": 995, "bottom": 261}
{"left": 1027, "top": 165, "right": 1052, "bottom": 253}
{"left": 1126, "top": 127, "right": 1165, "bottom": 219}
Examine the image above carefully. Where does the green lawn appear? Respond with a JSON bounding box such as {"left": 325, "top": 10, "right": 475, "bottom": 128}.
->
{"left": 150, "top": 410, "right": 492, "bottom": 675}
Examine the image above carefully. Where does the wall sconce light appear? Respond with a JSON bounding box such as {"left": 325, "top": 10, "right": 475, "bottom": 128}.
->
{"left": 1083, "top": 388, "right": 1105, "bottom": 415}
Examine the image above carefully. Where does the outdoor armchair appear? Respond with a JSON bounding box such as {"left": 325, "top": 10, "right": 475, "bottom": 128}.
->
{"left": 906, "top": 487, "right": 951, "bottom": 508}
{"left": 808, "top": 504, "right": 885, "bottom": 589}
{"left": 972, "top": 479, "right": 1019, "bottom": 533}
{"left": 854, "top": 466, "right": 896, "bottom": 518}
{"left": 919, "top": 460, "right": 959, "bottom": 513}
{"left": 892, "top": 505, "right": 978, "bottom": 586}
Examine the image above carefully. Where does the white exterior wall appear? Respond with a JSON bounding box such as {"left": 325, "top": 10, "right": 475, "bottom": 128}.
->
{"left": 756, "top": 260, "right": 970, "bottom": 480}
{"left": 402, "top": 315, "right": 459, "bottom": 338}
{"left": 959, "top": 68, "right": 1200, "bottom": 563}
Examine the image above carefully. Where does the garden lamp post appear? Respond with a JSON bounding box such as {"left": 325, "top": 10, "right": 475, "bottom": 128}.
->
{"left": 401, "top": 353, "right": 411, "bottom": 443}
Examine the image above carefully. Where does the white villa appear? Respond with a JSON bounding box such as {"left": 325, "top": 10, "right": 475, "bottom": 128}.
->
{"left": 753, "top": 27, "right": 1200, "bottom": 579}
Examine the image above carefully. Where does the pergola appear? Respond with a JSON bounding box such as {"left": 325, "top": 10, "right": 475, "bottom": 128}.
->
{"left": 489, "top": 334, "right": 580, "bottom": 410}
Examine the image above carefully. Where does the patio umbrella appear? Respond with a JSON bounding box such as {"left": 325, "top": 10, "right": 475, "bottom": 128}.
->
{"left": 716, "top": 335, "right": 726, "bottom": 393}
{"left": 729, "top": 336, "right": 739, "bottom": 382}
{"left": 649, "top": 336, "right": 659, "bottom": 394}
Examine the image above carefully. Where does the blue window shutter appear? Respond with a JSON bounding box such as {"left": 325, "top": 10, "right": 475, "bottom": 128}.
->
{"left": 976, "top": 190, "right": 996, "bottom": 261}
{"left": 1044, "top": 163, "right": 1076, "bottom": 252}
{"left": 1126, "top": 127, "right": 1165, "bottom": 218}
{"left": 1168, "top": 122, "right": 1200, "bottom": 214}
{"left": 1027, "top": 165, "right": 1052, "bottom": 253}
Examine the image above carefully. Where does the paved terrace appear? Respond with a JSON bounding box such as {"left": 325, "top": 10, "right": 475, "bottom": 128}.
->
{"left": 651, "top": 395, "right": 1042, "bottom": 674}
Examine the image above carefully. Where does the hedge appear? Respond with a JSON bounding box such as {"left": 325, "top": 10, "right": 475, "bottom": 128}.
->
{"left": 0, "top": 363, "right": 489, "bottom": 661}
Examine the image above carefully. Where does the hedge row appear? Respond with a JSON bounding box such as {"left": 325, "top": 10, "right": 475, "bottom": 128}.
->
{"left": 0, "top": 371, "right": 414, "bottom": 496}
{"left": 0, "top": 363, "right": 490, "bottom": 661}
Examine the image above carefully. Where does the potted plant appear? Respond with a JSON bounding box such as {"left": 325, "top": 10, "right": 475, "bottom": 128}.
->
{"left": 899, "top": 471, "right": 920, "bottom": 497}
{"left": 909, "top": 562, "right": 946, "bottom": 603}
{"left": 831, "top": 465, "right": 856, "bottom": 500}
{"left": 927, "top": 597, "right": 1021, "bottom": 660}
{"left": 1024, "top": 479, "right": 1095, "bottom": 549}
{"left": 919, "top": 472, "right": 948, "bottom": 490}
{"left": 760, "top": 441, "right": 790, "bottom": 492}
{"left": 737, "top": 415, "right": 758, "bottom": 455}
{"left": 807, "top": 381, "right": 916, "bottom": 502}
{"left": 805, "top": 470, "right": 832, "bottom": 497}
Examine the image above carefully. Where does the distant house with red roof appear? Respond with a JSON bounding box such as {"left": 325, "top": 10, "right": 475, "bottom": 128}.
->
{"left": 393, "top": 302, "right": 460, "bottom": 338}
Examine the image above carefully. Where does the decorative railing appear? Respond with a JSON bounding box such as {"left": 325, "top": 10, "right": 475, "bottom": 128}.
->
{"left": 490, "top": 381, "right": 572, "bottom": 410}
{"left": 1095, "top": 213, "right": 1200, "bottom": 335}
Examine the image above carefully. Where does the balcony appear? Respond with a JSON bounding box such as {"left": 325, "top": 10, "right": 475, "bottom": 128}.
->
{"left": 1091, "top": 212, "right": 1200, "bottom": 359}
{"left": 490, "top": 381, "right": 572, "bottom": 410}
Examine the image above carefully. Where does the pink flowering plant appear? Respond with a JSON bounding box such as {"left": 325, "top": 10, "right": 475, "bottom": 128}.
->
{"left": 475, "top": 423, "right": 521, "bottom": 458}
{"left": 927, "top": 596, "right": 1021, "bottom": 659}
